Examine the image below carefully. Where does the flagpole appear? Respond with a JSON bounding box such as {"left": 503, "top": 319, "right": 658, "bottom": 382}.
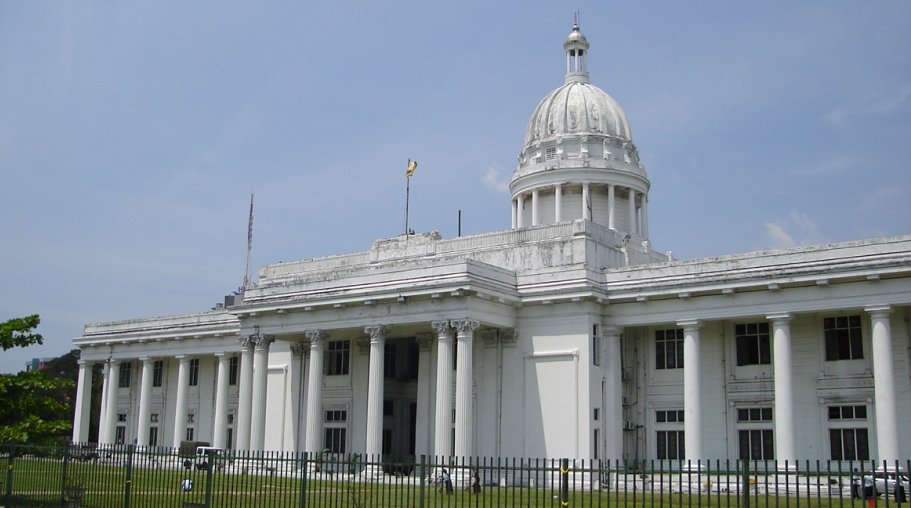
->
{"left": 404, "top": 175, "right": 410, "bottom": 235}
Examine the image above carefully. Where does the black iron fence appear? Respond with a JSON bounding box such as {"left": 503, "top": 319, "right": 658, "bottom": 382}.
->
{"left": 1, "top": 443, "right": 908, "bottom": 507}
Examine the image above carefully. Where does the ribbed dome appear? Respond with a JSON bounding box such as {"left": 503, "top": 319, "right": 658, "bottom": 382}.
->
{"left": 522, "top": 82, "right": 632, "bottom": 148}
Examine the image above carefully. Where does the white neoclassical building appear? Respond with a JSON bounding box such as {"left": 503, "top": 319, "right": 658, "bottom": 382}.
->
{"left": 72, "top": 23, "right": 911, "bottom": 465}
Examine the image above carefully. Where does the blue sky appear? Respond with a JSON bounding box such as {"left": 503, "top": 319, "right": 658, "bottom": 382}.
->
{"left": 2, "top": 2, "right": 909, "bottom": 373}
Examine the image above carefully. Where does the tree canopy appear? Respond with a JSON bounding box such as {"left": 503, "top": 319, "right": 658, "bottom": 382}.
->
{"left": 0, "top": 315, "right": 73, "bottom": 445}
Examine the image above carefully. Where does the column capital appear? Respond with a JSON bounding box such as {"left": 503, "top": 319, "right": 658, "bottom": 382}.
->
{"left": 864, "top": 304, "right": 892, "bottom": 316}
{"left": 239, "top": 335, "right": 257, "bottom": 349}
{"left": 766, "top": 312, "right": 792, "bottom": 323}
{"left": 77, "top": 359, "right": 91, "bottom": 367}
{"left": 451, "top": 318, "right": 480, "bottom": 336}
{"left": 364, "top": 325, "right": 388, "bottom": 343}
{"left": 431, "top": 320, "right": 452, "bottom": 336}
{"left": 305, "top": 329, "right": 328, "bottom": 345}
{"left": 213, "top": 352, "right": 227, "bottom": 358}
{"left": 138, "top": 356, "right": 155, "bottom": 364}
{"left": 290, "top": 343, "right": 307, "bottom": 357}
{"left": 677, "top": 319, "right": 701, "bottom": 330}
{"left": 253, "top": 335, "right": 275, "bottom": 351}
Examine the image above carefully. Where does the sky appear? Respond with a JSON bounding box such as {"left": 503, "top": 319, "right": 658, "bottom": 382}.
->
{"left": 1, "top": 1, "right": 909, "bottom": 373}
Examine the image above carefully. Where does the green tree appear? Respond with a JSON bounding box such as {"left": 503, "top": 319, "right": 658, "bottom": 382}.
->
{"left": 0, "top": 315, "right": 73, "bottom": 444}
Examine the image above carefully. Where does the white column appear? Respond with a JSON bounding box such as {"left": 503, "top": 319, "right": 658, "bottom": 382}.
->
{"left": 628, "top": 188, "right": 637, "bottom": 235}
{"left": 767, "top": 313, "right": 795, "bottom": 466}
{"left": 235, "top": 337, "right": 255, "bottom": 451}
{"left": 531, "top": 189, "right": 539, "bottom": 226}
{"left": 212, "top": 353, "right": 230, "bottom": 449}
{"left": 452, "top": 318, "right": 479, "bottom": 459}
{"left": 582, "top": 183, "right": 591, "bottom": 220}
{"left": 679, "top": 320, "right": 702, "bottom": 464}
{"left": 103, "top": 359, "right": 121, "bottom": 445}
{"left": 432, "top": 321, "right": 454, "bottom": 459}
{"left": 364, "top": 325, "right": 387, "bottom": 458}
{"left": 640, "top": 195, "right": 649, "bottom": 241}
{"left": 72, "top": 360, "right": 93, "bottom": 443}
{"left": 250, "top": 334, "right": 275, "bottom": 451}
{"left": 414, "top": 334, "right": 433, "bottom": 458}
{"left": 511, "top": 199, "right": 517, "bottom": 229}
{"left": 304, "top": 330, "right": 327, "bottom": 453}
{"left": 289, "top": 344, "right": 306, "bottom": 452}
{"left": 603, "top": 326, "right": 623, "bottom": 463}
{"left": 172, "top": 356, "right": 190, "bottom": 447}
{"left": 136, "top": 357, "right": 154, "bottom": 446}
{"left": 98, "top": 362, "right": 110, "bottom": 443}
{"left": 554, "top": 184, "right": 563, "bottom": 222}
{"left": 607, "top": 184, "right": 616, "bottom": 230}
{"left": 866, "top": 305, "right": 899, "bottom": 464}
{"left": 516, "top": 195, "right": 525, "bottom": 228}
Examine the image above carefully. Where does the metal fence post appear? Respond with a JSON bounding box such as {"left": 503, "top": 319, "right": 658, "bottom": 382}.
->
{"left": 741, "top": 459, "right": 750, "bottom": 508}
{"left": 124, "top": 444, "right": 134, "bottom": 508}
{"left": 418, "top": 455, "right": 426, "bottom": 508}
{"left": 204, "top": 449, "right": 215, "bottom": 507}
{"left": 5, "top": 446, "right": 14, "bottom": 504}
{"left": 560, "top": 458, "right": 570, "bottom": 507}
{"left": 298, "top": 451, "right": 308, "bottom": 508}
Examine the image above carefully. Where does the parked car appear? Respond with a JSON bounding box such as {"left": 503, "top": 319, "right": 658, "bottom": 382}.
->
{"left": 872, "top": 470, "right": 909, "bottom": 500}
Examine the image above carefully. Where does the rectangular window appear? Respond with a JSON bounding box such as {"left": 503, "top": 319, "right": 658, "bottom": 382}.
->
{"left": 739, "top": 429, "right": 774, "bottom": 460}
{"left": 115, "top": 426, "right": 126, "bottom": 444}
{"left": 593, "top": 428, "right": 600, "bottom": 460}
{"left": 735, "top": 322, "right": 771, "bottom": 366}
{"left": 118, "top": 362, "right": 131, "bottom": 388}
{"left": 117, "top": 413, "right": 127, "bottom": 423}
{"left": 186, "top": 427, "right": 195, "bottom": 441}
{"left": 656, "top": 430, "right": 685, "bottom": 460}
{"left": 830, "top": 428, "right": 869, "bottom": 461}
{"left": 229, "top": 356, "right": 239, "bottom": 385}
{"left": 824, "top": 315, "right": 863, "bottom": 361}
{"left": 737, "top": 407, "right": 773, "bottom": 422}
{"left": 828, "top": 405, "right": 867, "bottom": 420}
{"left": 152, "top": 360, "right": 163, "bottom": 387}
{"left": 656, "top": 410, "right": 684, "bottom": 423}
{"left": 324, "top": 409, "right": 348, "bottom": 453}
{"left": 545, "top": 146, "right": 557, "bottom": 160}
{"left": 150, "top": 413, "right": 159, "bottom": 423}
{"left": 148, "top": 427, "right": 158, "bottom": 447}
{"left": 326, "top": 340, "right": 350, "bottom": 376}
{"left": 655, "top": 328, "right": 684, "bottom": 370}
{"left": 187, "top": 413, "right": 195, "bottom": 424}
{"left": 189, "top": 358, "right": 199, "bottom": 386}
{"left": 325, "top": 428, "right": 347, "bottom": 454}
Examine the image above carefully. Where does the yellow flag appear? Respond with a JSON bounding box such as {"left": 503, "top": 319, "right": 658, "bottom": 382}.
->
{"left": 405, "top": 159, "right": 418, "bottom": 178}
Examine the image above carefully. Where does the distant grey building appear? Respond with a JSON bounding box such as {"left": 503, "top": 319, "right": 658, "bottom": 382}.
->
{"left": 73, "top": 23, "right": 911, "bottom": 465}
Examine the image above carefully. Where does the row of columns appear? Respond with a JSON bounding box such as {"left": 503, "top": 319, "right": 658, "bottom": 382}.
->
{"left": 75, "top": 329, "right": 276, "bottom": 451}
{"left": 511, "top": 183, "right": 648, "bottom": 239}
{"left": 678, "top": 306, "right": 899, "bottom": 465}
{"left": 300, "top": 320, "right": 480, "bottom": 460}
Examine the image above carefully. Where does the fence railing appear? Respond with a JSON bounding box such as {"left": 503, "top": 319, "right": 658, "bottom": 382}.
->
{"left": 1, "top": 443, "right": 909, "bottom": 507}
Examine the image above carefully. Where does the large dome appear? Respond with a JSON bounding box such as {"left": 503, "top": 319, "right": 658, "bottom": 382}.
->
{"left": 523, "top": 81, "right": 632, "bottom": 148}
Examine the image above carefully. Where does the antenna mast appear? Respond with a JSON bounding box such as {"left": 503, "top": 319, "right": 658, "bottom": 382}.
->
{"left": 243, "top": 192, "right": 254, "bottom": 290}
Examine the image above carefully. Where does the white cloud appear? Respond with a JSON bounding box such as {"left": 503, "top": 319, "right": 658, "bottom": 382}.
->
{"left": 482, "top": 164, "right": 510, "bottom": 193}
{"left": 765, "top": 212, "right": 824, "bottom": 249}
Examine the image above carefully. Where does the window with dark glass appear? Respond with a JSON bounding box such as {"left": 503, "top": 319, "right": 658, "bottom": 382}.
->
{"left": 229, "top": 356, "right": 239, "bottom": 385}
{"left": 824, "top": 315, "right": 863, "bottom": 361}
{"left": 655, "top": 328, "right": 684, "bottom": 370}
{"left": 735, "top": 322, "right": 770, "bottom": 366}
{"left": 739, "top": 429, "right": 774, "bottom": 460}
{"left": 830, "top": 428, "right": 869, "bottom": 460}
{"left": 188, "top": 358, "right": 199, "bottom": 386}
{"left": 656, "top": 410, "right": 684, "bottom": 423}
{"left": 152, "top": 360, "right": 163, "bottom": 387}
{"left": 657, "top": 430, "right": 685, "bottom": 460}
{"left": 326, "top": 340, "right": 350, "bottom": 376}
{"left": 118, "top": 362, "right": 131, "bottom": 388}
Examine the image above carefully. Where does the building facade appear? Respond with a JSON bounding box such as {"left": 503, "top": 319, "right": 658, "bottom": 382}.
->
{"left": 72, "top": 23, "right": 911, "bottom": 465}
